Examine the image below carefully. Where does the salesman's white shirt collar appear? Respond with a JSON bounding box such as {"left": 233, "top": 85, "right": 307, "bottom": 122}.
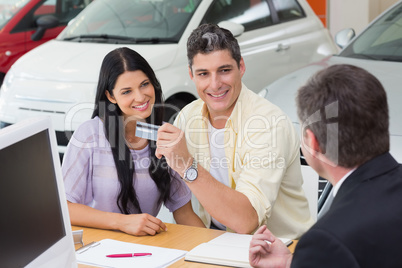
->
{"left": 333, "top": 169, "right": 356, "bottom": 197}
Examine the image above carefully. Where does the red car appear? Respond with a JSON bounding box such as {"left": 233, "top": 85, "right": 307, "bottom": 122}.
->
{"left": 0, "top": 0, "right": 92, "bottom": 84}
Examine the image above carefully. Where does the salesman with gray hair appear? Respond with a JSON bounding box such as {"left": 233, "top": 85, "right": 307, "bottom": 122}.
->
{"left": 249, "top": 64, "right": 402, "bottom": 268}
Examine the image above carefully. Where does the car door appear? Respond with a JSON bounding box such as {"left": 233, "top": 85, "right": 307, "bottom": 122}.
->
{"left": 271, "top": 0, "right": 335, "bottom": 71}
{"left": 0, "top": 0, "right": 35, "bottom": 79}
{"left": 201, "top": 0, "right": 293, "bottom": 92}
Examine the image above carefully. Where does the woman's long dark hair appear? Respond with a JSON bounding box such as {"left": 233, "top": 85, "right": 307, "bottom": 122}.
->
{"left": 92, "top": 47, "right": 171, "bottom": 214}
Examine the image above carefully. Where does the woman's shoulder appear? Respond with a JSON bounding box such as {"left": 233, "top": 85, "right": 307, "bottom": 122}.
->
{"left": 70, "top": 117, "right": 106, "bottom": 143}
{"left": 75, "top": 117, "right": 103, "bottom": 133}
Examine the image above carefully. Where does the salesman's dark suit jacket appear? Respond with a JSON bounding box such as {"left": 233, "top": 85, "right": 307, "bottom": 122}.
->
{"left": 291, "top": 152, "right": 402, "bottom": 268}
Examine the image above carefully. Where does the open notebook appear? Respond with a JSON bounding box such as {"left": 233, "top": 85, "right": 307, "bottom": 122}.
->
{"left": 185, "top": 232, "right": 292, "bottom": 268}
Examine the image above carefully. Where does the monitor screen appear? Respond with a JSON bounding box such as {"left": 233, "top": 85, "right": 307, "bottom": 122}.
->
{"left": 0, "top": 117, "right": 76, "bottom": 267}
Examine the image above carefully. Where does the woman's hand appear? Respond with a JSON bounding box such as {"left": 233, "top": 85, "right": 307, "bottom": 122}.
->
{"left": 118, "top": 213, "right": 167, "bottom": 236}
{"left": 68, "top": 202, "right": 167, "bottom": 236}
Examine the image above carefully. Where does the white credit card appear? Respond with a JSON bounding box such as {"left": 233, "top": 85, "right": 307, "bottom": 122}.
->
{"left": 135, "top": 121, "right": 160, "bottom": 141}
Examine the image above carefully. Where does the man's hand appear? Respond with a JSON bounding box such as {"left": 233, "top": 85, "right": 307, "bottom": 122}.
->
{"left": 156, "top": 123, "right": 192, "bottom": 177}
{"left": 249, "top": 225, "right": 293, "bottom": 268}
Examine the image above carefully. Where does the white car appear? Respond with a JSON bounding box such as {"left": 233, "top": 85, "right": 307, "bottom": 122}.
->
{"left": 0, "top": 0, "right": 337, "bottom": 153}
{"left": 258, "top": 0, "right": 402, "bottom": 210}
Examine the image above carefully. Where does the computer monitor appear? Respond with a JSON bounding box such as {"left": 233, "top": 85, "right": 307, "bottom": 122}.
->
{"left": 0, "top": 117, "right": 76, "bottom": 267}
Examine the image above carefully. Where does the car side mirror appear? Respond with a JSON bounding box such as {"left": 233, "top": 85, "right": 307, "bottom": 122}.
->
{"left": 218, "top": 21, "right": 245, "bottom": 37}
{"left": 335, "top": 28, "right": 355, "bottom": 49}
{"left": 31, "top": 15, "right": 60, "bottom": 41}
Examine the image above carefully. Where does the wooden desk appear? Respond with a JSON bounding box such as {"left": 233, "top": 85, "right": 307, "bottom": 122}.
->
{"left": 72, "top": 224, "right": 297, "bottom": 267}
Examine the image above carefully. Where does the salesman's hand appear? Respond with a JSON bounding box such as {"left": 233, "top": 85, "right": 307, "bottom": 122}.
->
{"left": 155, "top": 123, "right": 192, "bottom": 177}
{"left": 249, "top": 225, "right": 293, "bottom": 268}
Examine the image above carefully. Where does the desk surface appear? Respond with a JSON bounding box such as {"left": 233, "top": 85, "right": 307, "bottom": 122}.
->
{"left": 72, "top": 224, "right": 297, "bottom": 267}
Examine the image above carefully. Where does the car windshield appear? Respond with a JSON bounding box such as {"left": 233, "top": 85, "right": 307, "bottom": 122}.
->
{"left": 0, "top": 0, "right": 30, "bottom": 29}
{"left": 340, "top": 3, "right": 402, "bottom": 62}
{"left": 57, "top": 0, "right": 201, "bottom": 44}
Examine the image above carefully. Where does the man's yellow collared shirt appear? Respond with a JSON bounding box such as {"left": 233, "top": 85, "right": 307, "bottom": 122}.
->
{"left": 175, "top": 84, "right": 314, "bottom": 239}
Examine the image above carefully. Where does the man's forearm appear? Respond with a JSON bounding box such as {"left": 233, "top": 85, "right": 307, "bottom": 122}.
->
{"left": 186, "top": 164, "right": 259, "bottom": 233}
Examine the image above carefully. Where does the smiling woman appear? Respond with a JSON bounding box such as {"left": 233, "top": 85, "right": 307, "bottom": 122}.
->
{"left": 105, "top": 70, "right": 156, "bottom": 121}
{"left": 61, "top": 47, "right": 205, "bottom": 237}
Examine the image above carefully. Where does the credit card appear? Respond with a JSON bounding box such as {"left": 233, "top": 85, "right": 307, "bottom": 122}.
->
{"left": 135, "top": 121, "right": 160, "bottom": 141}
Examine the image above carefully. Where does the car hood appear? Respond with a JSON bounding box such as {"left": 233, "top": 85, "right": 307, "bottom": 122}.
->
{"left": 11, "top": 40, "right": 179, "bottom": 83}
{"left": 265, "top": 56, "right": 402, "bottom": 137}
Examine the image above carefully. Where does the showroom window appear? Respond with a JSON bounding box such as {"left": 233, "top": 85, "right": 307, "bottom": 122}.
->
{"left": 202, "top": 0, "right": 272, "bottom": 32}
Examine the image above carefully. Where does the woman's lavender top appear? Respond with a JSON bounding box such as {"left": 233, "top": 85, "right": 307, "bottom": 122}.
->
{"left": 62, "top": 117, "right": 191, "bottom": 215}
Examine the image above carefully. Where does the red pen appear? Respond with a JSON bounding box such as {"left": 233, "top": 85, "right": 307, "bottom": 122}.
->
{"left": 106, "top": 253, "right": 152, "bottom": 258}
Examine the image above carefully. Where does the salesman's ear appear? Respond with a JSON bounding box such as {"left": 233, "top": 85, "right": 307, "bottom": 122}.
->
{"left": 303, "top": 129, "right": 322, "bottom": 157}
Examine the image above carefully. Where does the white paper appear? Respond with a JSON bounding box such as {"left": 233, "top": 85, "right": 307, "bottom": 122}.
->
{"left": 209, "top": 232, "right": 292, "bottom": 247}
{"left": 185, "top": 232, "right": 292, "bottom": 268}
{"left": 76, "top": 239, "right": 187, "bottom": 268}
